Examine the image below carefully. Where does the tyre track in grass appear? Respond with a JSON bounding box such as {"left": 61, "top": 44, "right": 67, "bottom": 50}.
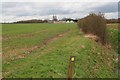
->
{"left": 3, "top": 29, "right": 71, "bottom": 63}
{"left": 3, "top": 29, "right": 72, "bottom": 77}
{"left": 26, "top": 29, "right": 71, "bottom": 53}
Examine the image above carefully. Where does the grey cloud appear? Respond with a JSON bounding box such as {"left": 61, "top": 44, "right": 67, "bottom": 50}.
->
{"left": 2, "top": 2, "right": 73, "bottom": 17}
{"left": 2, "top": 2, "right": 117, "bottom": 17}
{"left": 1, "top": 2, "right": 118, "bottom": 22}
{"left": 91, "top": 2, "right": 118, "bottom": 13}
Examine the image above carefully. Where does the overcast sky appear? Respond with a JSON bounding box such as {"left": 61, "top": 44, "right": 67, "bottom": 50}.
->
{"left": 1, "top": 1, "right": 118, "bottom": 23}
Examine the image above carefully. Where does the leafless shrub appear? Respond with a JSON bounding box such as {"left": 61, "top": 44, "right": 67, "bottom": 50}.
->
{"left": 77, "top": 13, "right": 107, "bottom": 45}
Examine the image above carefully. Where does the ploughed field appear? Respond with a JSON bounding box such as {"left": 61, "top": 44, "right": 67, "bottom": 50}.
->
{"left": 2, "top": 23, "right": 118, "bottom": 78}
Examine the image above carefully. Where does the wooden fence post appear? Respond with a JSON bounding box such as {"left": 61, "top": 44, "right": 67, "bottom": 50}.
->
{"left": 68, "top": 56, "right": 76, "bottom": 80}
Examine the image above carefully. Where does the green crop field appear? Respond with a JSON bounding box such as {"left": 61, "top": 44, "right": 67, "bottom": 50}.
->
{"left": 2, "top": 23, "right": 118, "bottom": 78}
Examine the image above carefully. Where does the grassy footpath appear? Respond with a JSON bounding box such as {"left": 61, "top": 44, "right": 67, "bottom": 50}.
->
{"left": 2, "top": 23, "right": 118, "bottom": 78}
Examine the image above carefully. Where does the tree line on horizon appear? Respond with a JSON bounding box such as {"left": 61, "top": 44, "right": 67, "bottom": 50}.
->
{"left": 2, "top": 17, "right": 119, "bottom": 24}
{"left": 13, "top": 18, "right": 119, "bottom": 24}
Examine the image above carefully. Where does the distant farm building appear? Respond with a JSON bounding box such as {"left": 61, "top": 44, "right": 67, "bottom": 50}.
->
{"left": 61, "top": 18, "right": 78, "bottom": 23}
{"left": 52, "top": 16, "right": 78, "bottom": 23}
